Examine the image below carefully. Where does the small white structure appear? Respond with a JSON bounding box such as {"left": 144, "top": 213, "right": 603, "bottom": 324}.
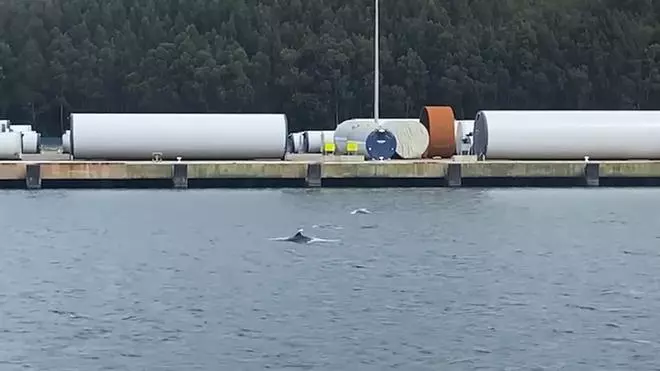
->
{"left": 62, "top": 129, "right": 71, "bottom": 153}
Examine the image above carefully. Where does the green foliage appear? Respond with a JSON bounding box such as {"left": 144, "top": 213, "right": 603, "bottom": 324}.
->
{"left": 0, "top": 0, "right": 659, "bottom": 135}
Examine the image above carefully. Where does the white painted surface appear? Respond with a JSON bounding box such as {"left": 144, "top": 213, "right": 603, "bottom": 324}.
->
{"left": 21, "top": 131, "right": 40, "bottom": 154}
{"left": 454, "top": 120, "right": 474, "bottom": 155}
{"left": 474, "top": 110, "right": 660, "bottom": 160}
{"left": 71, "top": 113, "right": 288, "bottom": 160}
{"left": 334, "top": 118, "right": 428, "bottom": 159}
{"left": 303, "top": 130, "right": 334, "bottom": 153}
{"left": 0, "top": 132, "right": 22, "bottom": 159}
{"left": 286, "top": 132, "right": 304, "bottom": 153}
{"left": 321, "top": 131, "right": 334, "bottom": 150}
{"left": 10, "top": 124, "right": 32, "bottom": 133}
{"left": 62, "top": 130, "right": 71, "bottom": 153}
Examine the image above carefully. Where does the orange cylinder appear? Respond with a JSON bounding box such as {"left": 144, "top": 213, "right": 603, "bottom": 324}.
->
{"left": 419, "top": 106, "right": 456, "bottom": 158}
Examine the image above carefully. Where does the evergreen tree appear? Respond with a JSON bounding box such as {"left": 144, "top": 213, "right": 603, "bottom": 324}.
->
{"left": 0, "top": 0, "right": 658, "bottom": 135}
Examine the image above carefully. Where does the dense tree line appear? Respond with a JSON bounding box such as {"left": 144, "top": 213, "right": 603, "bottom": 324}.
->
{"left": 0, "top": 0, "right": 659, "bottom": 135}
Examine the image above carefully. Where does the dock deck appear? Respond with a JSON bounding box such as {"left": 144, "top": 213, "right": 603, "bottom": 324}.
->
{"left": 2, "top": 157, "right": 660, "bottom": 189}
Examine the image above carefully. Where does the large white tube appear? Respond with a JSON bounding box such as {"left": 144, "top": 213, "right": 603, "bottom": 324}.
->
{"left": 0, "top": 132, "right": 23, "bottom": 159}
{"left": 71, "top": 113, "right": 288, "bottom": 160}
{"left": 474, "top": 110, "right": 660, "bottom": 160}
{"left": 334, "top": 118, "right": 429, "bottom": 159}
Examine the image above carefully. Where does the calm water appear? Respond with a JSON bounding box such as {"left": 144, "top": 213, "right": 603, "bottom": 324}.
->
{"left": 1, "top": 188, "right": 660, "bottom": 370}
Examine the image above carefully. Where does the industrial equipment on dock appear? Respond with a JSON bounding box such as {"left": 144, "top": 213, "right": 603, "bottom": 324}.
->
{"left": 419, "top": 106, "right": 457, "bottom": 158}
{"left": 21, "top": 131, "right": 41, "bottom": 154}
{"left": 473, "top": 110, "right": 660, "bottom": 160}
{"left": 302, "top": 130, "right": 335, "bottom": 153}
{"left": 286, "top": 132, "right": 304, "bottom": 153}
{"left": 62, "top": 129, "right": 71, "bottom": 153}
{"left": 0, "top": 131, "right": 23, "bottom": 160}
{"left": 334, "top": 118, "right": 427, "bottom": 159}
{"left": 333, "top": 119, "right": 398, "bottom": 159}
{"left": 454, "top": 120, "right": 474, "bottom": 155}
{"left": 70, "top": 113, "right": 288, "bottom": 160}
{"left": 9, "top": 124, "right": 33, "bottom": 133}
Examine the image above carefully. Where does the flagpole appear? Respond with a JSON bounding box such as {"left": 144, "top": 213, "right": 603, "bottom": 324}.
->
{"left": 374, "top": 0, "right": 380, "bottom": 128}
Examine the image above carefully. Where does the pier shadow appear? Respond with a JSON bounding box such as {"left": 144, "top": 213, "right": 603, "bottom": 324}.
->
{"left": 188, "top": 178, "right": 307, "bottom": 188}
{"left": 40, "top": 179, "right": 174, "bottom": 189}
{"left": 599, "top": 177, "right": 660, "bottom": 187}
{"left": 461, "top": 177, "right": 585, "bottom": 187}
{"left": 322, "top": 177, "right": 446, "bottom": 188}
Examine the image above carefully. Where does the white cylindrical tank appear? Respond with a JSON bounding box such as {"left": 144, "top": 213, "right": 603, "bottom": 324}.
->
{"left": 302, "top": 130, "right": 334, "bottom": 153}
{"left": 71, "top": 113, "right": 288, "bottom": 160}
{"left": 10, "top": 124, "right": 32, "bottom": 133}
{"left": 473, "top": 110, "right": 660, "bottom": 160}
{"left": 334, "top": 118, "right": 429, "bottom": 159}
{"left": 62, "top": 129, "right": 71, "bottom": 153}
{"left": 0, "top": 132, "right": 23, "bottom": 159}
{"left": 303, "top": 131, "right": 322, "bottom": 153}
{"left": 286, "top": 132, "right": 304, "bottom": 153}
{"left": 21, "top": 131, "right": 40, "bottom": 154}
{"left": 454, "top": 120, "right": 474, "bottom": 155}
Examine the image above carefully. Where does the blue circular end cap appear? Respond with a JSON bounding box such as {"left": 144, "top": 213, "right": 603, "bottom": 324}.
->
{"left": 365, "top": 128, "right": 397, "bottom": 160}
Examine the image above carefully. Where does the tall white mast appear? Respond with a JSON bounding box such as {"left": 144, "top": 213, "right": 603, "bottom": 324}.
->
{"left": 374, "top": 0, "right": 380, "bottom": 128}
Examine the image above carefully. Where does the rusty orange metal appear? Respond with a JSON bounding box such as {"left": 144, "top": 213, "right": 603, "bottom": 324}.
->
{"left": 419, "top": 106, "right": 456, "bottom": 158}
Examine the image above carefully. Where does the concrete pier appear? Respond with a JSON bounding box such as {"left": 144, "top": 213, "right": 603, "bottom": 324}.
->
{"left": 2, "top": 159, "right": 660, "bottom": 189}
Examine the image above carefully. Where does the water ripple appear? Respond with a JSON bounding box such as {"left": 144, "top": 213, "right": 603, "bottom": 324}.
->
{"left": 0, "top": 188, "right": 659, "bottom": 370}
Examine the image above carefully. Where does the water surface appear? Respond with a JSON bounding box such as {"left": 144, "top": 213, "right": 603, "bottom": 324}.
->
{"left": 1, "top": 188, "right": 659, "bottom": 370}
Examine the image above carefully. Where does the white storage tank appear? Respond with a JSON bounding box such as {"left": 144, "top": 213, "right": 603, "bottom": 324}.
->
{"left": 303, "top": 130, "right": 334, "bottom": 153}
{"left": 286, "top": 132, "right": 304, "bottom": 153}
{"left": 334, "top": 118, "right": 429, "bottom": 159}
{"left": 454, "top": 120, "right": 474, "bottom": 155}
{"left": 71, "top": 113, "right": 288, "bottom": 160}
{"left": 0, "top": 131, "right": 23, "bottom": 159}
{"left": 9, "top": 124, "right": 32, "bottom": 133}
{"left": 21, "top": 131, "right": 41, "bottom": 154}
{"left": 62, "top": 129, "right": 71, "bottom": 153}
{"left": 473, "top": 110, "right": 660, "bottom": 160}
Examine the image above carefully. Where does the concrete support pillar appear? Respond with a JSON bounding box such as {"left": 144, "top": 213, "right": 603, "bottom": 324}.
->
{"left": 583, "top": 162, "right": 599, "bottom": 187}
{"left": 445, "top": 162, "right": 462, "bottom": 187}
{"left": 306, "top": 162, "right": 322, "bottom": 187}
{"left": 25, "top": 163, "right": 41, "bottom": 189}
{"left": 172, "top": 163, "right": 188, "bottom": 189}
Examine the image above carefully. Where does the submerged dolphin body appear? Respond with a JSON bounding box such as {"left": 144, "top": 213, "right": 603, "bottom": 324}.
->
{"left": 268, "top": 229, "right": 340, "bottom": 244}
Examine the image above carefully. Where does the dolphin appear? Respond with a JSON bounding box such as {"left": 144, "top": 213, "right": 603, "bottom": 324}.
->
{"left": 288, "top": 229, "right": 313, "bottom": 244}
{"left": 350, "top": 208, "right": 372, "bottom": 215}
{"left": 268, "top": 229, "right": 340, "bottom": 244}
